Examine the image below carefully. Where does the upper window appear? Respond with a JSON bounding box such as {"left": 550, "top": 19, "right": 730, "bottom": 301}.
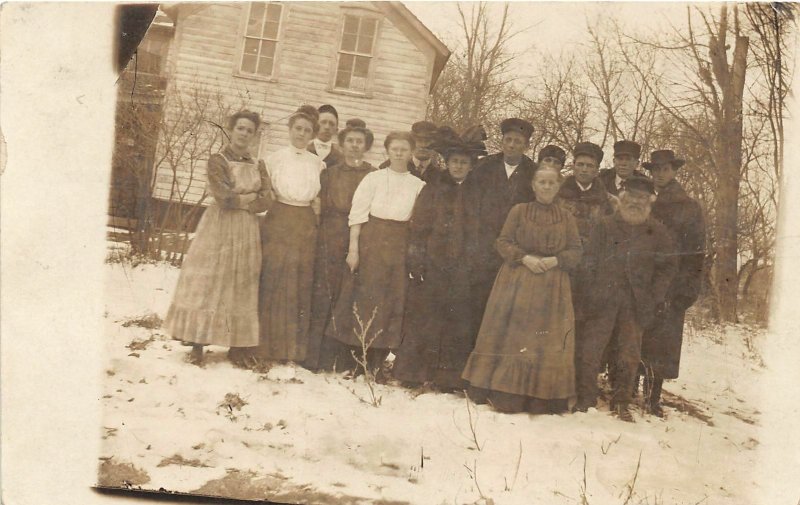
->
{"left": 334, "top": 14, "right": 378, "bottom": 92}
{"left": 239, "top": 2, "right": 283, "bottom": 78}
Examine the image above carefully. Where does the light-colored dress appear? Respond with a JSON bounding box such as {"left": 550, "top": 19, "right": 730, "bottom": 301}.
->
{"left": 254, "top": 146, "right": 325, "bottom": 361}
{"left": 164, "top": 147, "right": 271, "bottom": 347}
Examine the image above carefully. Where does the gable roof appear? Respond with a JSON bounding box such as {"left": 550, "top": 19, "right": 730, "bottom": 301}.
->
{"left": 380, "top": 2, "right": 451, "bottom": 92}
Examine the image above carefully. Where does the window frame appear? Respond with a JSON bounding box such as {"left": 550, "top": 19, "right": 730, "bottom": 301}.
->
{"left": 328, "top": 8, "right": 382, "bottom": 98}
{"left": 234, "top": 2, "right": 286, "bottom": 82}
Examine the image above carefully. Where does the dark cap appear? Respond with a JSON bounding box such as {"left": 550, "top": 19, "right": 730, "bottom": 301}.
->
{"left": 499, "top": 118, "right": 534, "bottom": 140}
{"left": 537, "top": 145, "right": 566, "bottom": 165}
{"left": 573, "top": 141, "right": 604, "bottom": 163}
{"left": 411, "top": 121, "right": 438, "bottom": 139}
{"left": 318, "top": 104, "right": 339, "bottom": 120}
{"left": 623, "top": 175, "right": 655, "bottom": 195}
{"left": 643, "top": 150, "right": 686, "bottom": 170}
{"left": 613, "top": 140, "right": 642, "bottom": 158}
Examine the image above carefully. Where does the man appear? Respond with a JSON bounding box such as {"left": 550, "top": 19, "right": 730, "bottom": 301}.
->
{"left": 598, "top": 140, "right": 647, "bottom": 196}
{"left": 307, "top": 104, "right": 343, "bottom": 168}
{"left": 558, "top": 142, "right": 614, "bottom": 245}
{"left": 640, "top": 150, "right": 706, "bottom": 417}
{"left": 575, "top": 176, "right": 678, "bottom": 422}
{"left": 379, "top": 121, "right": 445, "bottom": 183}
{"left": 469, "top": 118, "right": 536, "bottom": 334}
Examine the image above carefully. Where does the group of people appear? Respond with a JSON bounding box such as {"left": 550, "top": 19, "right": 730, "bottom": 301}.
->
{"left": 163, "top": 103, "right": 705, "bottom": 423}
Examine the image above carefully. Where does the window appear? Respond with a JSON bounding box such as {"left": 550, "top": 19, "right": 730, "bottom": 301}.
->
{"left": 239, "top": 2, "right": 283, "bottom": 78}
{"left": 334, "top": 14, "right": 378, "bottom": 92}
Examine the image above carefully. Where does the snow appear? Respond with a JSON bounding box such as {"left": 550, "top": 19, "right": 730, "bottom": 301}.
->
{"left": 99, "top": 261, "right": 766, "bottom": 505}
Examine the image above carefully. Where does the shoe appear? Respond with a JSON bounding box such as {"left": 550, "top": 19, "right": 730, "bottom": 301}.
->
{"left": 648, "top": 402, "right": 665, "bottom": 418}
{"left": 614, "top": 404, "right": 635, "bottom": 423}
{"left": 573, "top": 400, "right": 596, "bottom": 413}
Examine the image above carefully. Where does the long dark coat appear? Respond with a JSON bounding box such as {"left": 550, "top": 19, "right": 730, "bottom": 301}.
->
{"left": 307, "top": 142, "right": 344, "bottom": 169}
{"left": 470, "top": 153, "right": 536, "bottom": 316}
{"left": 597, "top": 168, "right": 648, "bottom": 196}
{"left": 577, "top": 213, "right": 678, "bottom": 330}
{"left": 393, "top": 173, "right": 482, "bottom": 389}
{"left": 641, "top": 179, "right": 706, "bottom": 378}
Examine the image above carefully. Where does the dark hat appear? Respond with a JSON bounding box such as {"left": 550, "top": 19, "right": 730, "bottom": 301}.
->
{"left": 537, "top": 145, "right": 566, "bottom": 165}
{"left": 337, "top": 117, "right": 374, "bottom": 151}
{"left": 318, "top": 104, "right": 339, "bottom": 120}
{"left": 642, "top": 150, "right": 686, "bottom": 170}
{"left": 431, "top": 125, "right": 487, "bottom": 160}
{"left": 573, "top": 141, "right": 604, "bottom": 163}
{"left": 411, "top": 121, "right": 438, "bottom": 139}
{"left": 613, "top": 140, "right": 642, "bottom": 158}
{"left": 622, "top": 175, "right": 655, "bottom": 195}
{"left": 500, "top": 118, "right": 534, "bottom": 139}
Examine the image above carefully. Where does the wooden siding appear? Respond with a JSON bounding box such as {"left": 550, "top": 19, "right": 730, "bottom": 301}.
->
{"left": 153, "top": 2, "right": 435, "bottom": 204}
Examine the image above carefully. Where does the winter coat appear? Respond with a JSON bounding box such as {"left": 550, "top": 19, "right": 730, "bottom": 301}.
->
{"left": 577, "top": 213, "right": 678, "bottom": 329}
{"left": 641, "top": 179, "right": 706, "bottom": 378}
{"left": 558, "top": 175, "right": 615, "bottom": 245}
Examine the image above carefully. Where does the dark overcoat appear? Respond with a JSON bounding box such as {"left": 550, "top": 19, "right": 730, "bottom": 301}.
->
{"left": 378, "top": 156, "right": 445, "bottom": 184}
{"left": 598, "top": 168, "right": 648, "bottom": 196}
{"left": 394, "top": 172, "right": 482, "bottom": 388}
{"left": 577, "top": 213, "right": 678, "bottom": 329}
{"left": 558, "top": 175, "right": 615, "bottom": 245}
{"left": 470, "top": 153, "right": 536, "bottom": 320}
{"left": 641, "top": 179, "right": 706, "bottom": 378}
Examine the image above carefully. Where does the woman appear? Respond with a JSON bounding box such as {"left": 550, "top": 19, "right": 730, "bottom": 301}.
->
{"left": 393, "top": 126, "right": 487, "bottom": 391}
{"left": 461, "top": 163, "right": 582, "bottom": 414}
{"left": 304, "top": 119, "right": 377, "bottom": 371}
{"left": 164, "top": 110, "right": 272, "bottom": 366}
{"left": 249, "top": 105, "right": 325, "bottom": 364}
{"left": 325, "top": 132, "right": 425, "bottom": 375}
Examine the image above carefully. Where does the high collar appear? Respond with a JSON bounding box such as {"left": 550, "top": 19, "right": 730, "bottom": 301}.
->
{"left": 223, "top": 144, "right": 253, "bottom": 162}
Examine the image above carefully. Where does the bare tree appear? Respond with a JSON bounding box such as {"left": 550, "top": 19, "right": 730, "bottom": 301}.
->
{"left": 427, "top": 1, "right": 523, "bottom": 147}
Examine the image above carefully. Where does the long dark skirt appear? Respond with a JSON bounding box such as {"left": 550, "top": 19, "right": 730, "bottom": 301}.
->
{"left": 305, "top": 213, "right": 350, "bottom": 370}
{"left": 326, "top": 217, "right": 409, "bottom": 350}
{"left": 393, "top": 263, "right": 474, "bottom": 390}
{"left": 251, "top": 202, "right": 317, "bottom": 361}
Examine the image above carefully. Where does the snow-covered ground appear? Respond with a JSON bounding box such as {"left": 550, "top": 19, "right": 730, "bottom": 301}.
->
{"left": 98, "top": 258, "right": 767, "bottom": 505}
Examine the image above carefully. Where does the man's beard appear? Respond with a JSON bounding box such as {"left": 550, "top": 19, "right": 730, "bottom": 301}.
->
{"left": 619, "top": 202, "right": 650, "bottom": 225}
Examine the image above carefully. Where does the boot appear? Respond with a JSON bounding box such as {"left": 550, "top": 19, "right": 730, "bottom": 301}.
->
{"left": 614, "top": 403, "right": 635, "bottom": 423}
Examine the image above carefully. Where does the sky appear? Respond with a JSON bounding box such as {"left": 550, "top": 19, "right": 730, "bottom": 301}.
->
{"left": 406, "top": 1, "right": 696, "bottom": 76}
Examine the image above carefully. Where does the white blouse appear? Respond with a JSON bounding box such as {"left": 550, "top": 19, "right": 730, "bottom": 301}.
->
{"left": 349, "top": 168, "right": 426, "bottom": 226}
{"left": 266, "top": 146, "right": 325, "bottom": 206}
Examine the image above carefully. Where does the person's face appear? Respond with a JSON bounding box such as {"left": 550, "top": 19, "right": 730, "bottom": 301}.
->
{"left": 317, "top": 112, "right": 338, "bottom": 142}
{"left": 573, "top": 154, "right": 600, "bottom": 186}
{"left": 447, "top": 153, "right": 473, "bottom": 182}
{"left": 649, "top": 163, "right": 677, "bottom": 189}
{"left": 230, "top": 118, "right": 257, "bottom": 151}
{"left": 533, "top": 168, "right": 561, "bottom": 204}
{"left": 289, "top": 117, "right": 315, "bottom": 149}
{"left": 501, "top": 131, "right": 529, "bottom": 162}
{"left": 342, "top": 131, "right": 367, "bottom": 160}
{"left": 619, "top": 189, "right": 653, "bottom": 225}
{"left": 613, "top": 153, "right": 639, "bottom": 179}
{"left": 387, "top": 139, "right": 413, "bottom": 165}
{"left": 413, "top": 136, "right": 434, "bottom": 161}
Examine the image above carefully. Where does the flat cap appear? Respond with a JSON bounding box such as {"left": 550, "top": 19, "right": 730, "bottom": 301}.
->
{"left": 623, "top": 175, "right": 655, "bottom": 194}
{"left": 537, "top": 145, "right": 566, "bottom": 165}
{"left": 411, "top": 121, "right": 438, "bottom": 138}
{"left": 500, "top": 118, "right": 534, "bottom": 140}
{"left": 613, "top": 140, "right": 642, "bottom": 158}
{"left": 573, "top": 141, "right": 604, "bottom": 163}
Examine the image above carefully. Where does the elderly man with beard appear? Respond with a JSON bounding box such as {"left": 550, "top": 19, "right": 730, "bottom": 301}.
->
{"left": 598, "top": 140, "right": 647, "bottom": 197}
{"left": 574, "top": 176, "right": 678, "bottom": 422}
{"left": 640, "top": 150, "right": 706, "bottom": 417}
